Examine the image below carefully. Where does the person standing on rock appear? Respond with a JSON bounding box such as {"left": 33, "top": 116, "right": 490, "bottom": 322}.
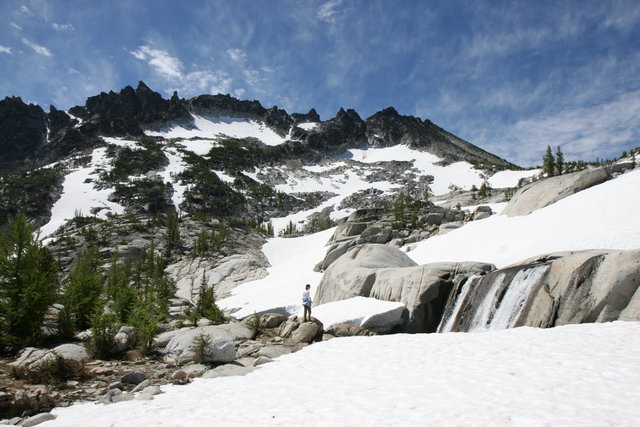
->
{"left": 302, "top": 284, "right": 312, "bottom": 322}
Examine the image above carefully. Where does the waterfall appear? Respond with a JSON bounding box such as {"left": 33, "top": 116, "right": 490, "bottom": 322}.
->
{"left": 437, "top": 275, "right": 479, "bottom": 333}
{"left": 487, "top": 264, "right": 550, "bottom": 330}
{"left": 467, "top": 273, "right": 507, "bottom": 331}
{"left": 437, "top": 263, "right": 551, "bottom": 333}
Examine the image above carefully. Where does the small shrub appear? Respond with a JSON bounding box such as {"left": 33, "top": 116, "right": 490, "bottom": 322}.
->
{"left": 192, "top": 333, "right": 211, "bottom": 364}
{"left": 12, "top": 351, "right": 87, "bottom": 384}
{"left": 89, "top": 307, "right": 121, "bottom": 359}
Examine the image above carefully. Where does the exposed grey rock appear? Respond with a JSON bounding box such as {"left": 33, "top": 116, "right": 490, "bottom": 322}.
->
{"left": 9, "top": 343, "right": 90, "bottom": 370}
{"left": 171, "top": 370, "right": 188, "bottom": 384}
{"left": 21, "top": 412, "right": 56, "bottom": 427}
{"left": 114, "top": 326, "right": 137, "bottom": 352}
{"left": 131, "top": 379, "right": 151, "bottom": 393}
{"left": 259, "top": 313, "right": 288, "bottom": 329}
{"left": 196, "top": 318, "right": 212, "bottom": 327}
{"left": 111, "top": 392, "right": 135, "bottom": 404}
{"left": 277, "top": 318, "right": 300, "bottom": 338}
{"left": 474, "top": 211, "right": 491, "bottom": 220}
{"left": 439, "top": 249, "right": 640, "bottom": 332}
{"left": 438, "top": 221, "right": 463, "bottom": 234}
{"left": 201, "top": 364, "right": 255, "bottom": 379}
{"left": 163, "top": 322, "right": 253, "bottom": 364}
{"left": 254, "top": 356, "right": 273, "bottom": 366}
{"left": 154, "top": 327, "right": 193, "bottom": 348}
{"left": 182, "top": 364, "right": 209, "bottom": 378}
{"left": 316, "top": 244, "right": 494, "bottom": 332}
{"left": 502, "top": 167, "right": 610, "bottom": 216}
{"left": 257, "top": 345, "right": 294, "bottom": 359}
{"left": 121, "top": 371, "right": 147, "bottom": 385}
{"left": 167, "top": 252, "right": 269, "bottom": 302}
{"left": 325, "top": 324, "right": 377, "bottom": 337}
{"left": 135, "top": 386, "right": 162, "bottom": 400}
{"left": 290, "top": 322, "right": 320, "bottom": 343}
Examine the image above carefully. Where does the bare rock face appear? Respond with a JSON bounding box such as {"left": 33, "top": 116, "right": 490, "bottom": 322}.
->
{"left": 316, "top": 244, "right": 494, "bottom": 332}
{"left": 502, "top": 168, "right": 610, "bottom": 216}
{"left": 438, "top": 249, "right": 640, "bottom": 332}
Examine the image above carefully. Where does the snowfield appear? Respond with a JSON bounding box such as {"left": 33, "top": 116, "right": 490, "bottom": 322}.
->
{"left": 407, "top": 168, "right": 640, "bottom": 268}
{"left": 217, "top": 228, "right": 334, "bottom": 318}
{"left": 147, "top": 114, "right": 288, "bottom": 146}
{"left": 40, "top": 147, "right": 125, "bottom": 238}
{"left": 40, "top": 321, "right": 640, "bottom": 426}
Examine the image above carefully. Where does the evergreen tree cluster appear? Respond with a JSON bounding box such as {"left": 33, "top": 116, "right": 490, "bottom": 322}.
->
{"left": 542, "top": 145, "right": 565, "bottom": 177}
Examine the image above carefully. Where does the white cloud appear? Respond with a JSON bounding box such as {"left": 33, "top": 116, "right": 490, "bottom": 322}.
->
{"left": 227, "top": 48, "right": 247, "bottom": 63}
{"left": 21, "top": 38, "right": 53, "bottom": 56}
{"left": 130, "top": 45, "right": 182, "bottom": 79}
{"left": 487, "top": 90, "right": 640, "bottom": 166}
{"left": 52, "top": 23, "right": 75, "bottom": 32}
{"left": 10, "top": 22, "right": 22, "bottom": 31}
{"left": 317, "top": 0, "right": 343, "bottom": 23}
{"left": 0, "top": 45, "right": 12, "bottom": 54}
{"left": 20, "top": 5, "right": 32, "bottom": 15}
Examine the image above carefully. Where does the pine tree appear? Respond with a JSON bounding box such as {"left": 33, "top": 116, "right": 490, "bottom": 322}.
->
{"left": 555, "top": 146, "right": 565, "bottom": 176}
{"left": 64, "top": 245, "right": 104, "bottom": 330}
{"left": 543, "top": 145, "right": 555, "bottom": 177}
{"left": 0, "top": 214, "right": 58, "bottom": 346}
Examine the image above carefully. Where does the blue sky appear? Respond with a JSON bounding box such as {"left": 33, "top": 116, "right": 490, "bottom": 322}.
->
{"left": 1, "top": 0, "right": 639, "bottom": 167}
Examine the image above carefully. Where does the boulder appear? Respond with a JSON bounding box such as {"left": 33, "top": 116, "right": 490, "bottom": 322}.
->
{"left": 309, "top": 296, "right": 404, "bottom": 334}
{"left": 22, "top": 413, "right": 56, "bottom": 427}
{"left": 163, "top": 323, "right": 252, "bottom": 364}
{"left": 121, "top": 371, "right": 147, "bottom": 385}
{"left": 316, "top": 244, "right": 494, "bottom": 332}
{"left": 154, "top": 327, "right": 193, "bottom": 348}
{"left": 259, "top": 313, "right": 288, "bottom": 329}
{"left": 254, "top": 356, "right": 273, "bottom": 366}
{"left": 201, "top": 364, "right": 255, "bottom": 379}
{"left": 9, "top": 344, "right": 90, "bottom": 370}
{"left": 325, "top": 324, "right": 377, "bottom": 337}
{"left": 502, "top": 167, "right": 610, "bottom": 216}
{"left": 314, "top": 244, "right": 417, "bottom": 303}
{"left": 114, "top": 326, "right": 137, "bottom": 352}
{"left": 290, "top": 322, "right": 320, "bottom": 343}
{"left": 257, "top": 345, "right": 293, "bottom": 359}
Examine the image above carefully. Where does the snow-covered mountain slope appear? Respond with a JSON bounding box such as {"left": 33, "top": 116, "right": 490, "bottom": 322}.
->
{"left": 41, "top": 321, "right": 640, "bottom": 426}
{"left": 406, "top": 168, "right": 640, "bottom": 268}
{"left": 37, "top": 133, "right": 537, "bottom": 238}
{"left": 147, "top": 114, "right": 289, "bottom": 146}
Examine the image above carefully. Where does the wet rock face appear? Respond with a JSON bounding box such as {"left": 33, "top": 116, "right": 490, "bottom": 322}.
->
{"left": 438, "top": 249, "right": 640, "bottom": 332}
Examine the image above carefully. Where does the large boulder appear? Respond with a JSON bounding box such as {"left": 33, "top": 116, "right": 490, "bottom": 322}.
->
{"left": 502, "top": 167, "right": 610, "bottom": 216}
{"left": 308, "top": 296, "right": 404, "bottom": 333}
{"left": 163, "top": 323, "right": 253, "bottom": 364}
{"left": 439, "top": 249, "right": 640, "bottom": 332}
{"left": 315, "top": 244, "right": 494, "bottom": 332}
{"left": 9, "top": 343, "right": 90, "bottom": 370}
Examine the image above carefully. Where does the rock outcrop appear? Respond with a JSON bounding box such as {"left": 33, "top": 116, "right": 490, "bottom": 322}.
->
{"left": 315, "top": 244, "right": 495, "bottom": 332}
{"left": 439, "top": 249, "right": 640, "bottom": 332}
{"left": 502, "top": 167, "right": 610, "bottom": 216}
